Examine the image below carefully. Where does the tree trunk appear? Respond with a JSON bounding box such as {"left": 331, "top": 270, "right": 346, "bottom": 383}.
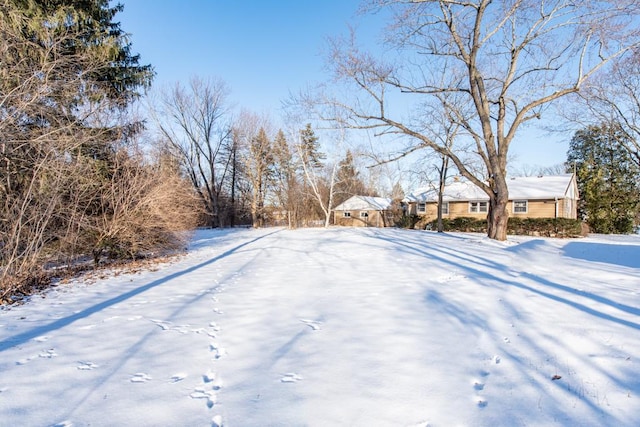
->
{"left": 487, "top": 177, "right": 509, "bottom": 240}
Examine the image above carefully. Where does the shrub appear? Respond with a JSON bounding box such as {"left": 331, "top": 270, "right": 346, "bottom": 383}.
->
{"left": 425, "top": 217, "right": 583, "bottom": 237}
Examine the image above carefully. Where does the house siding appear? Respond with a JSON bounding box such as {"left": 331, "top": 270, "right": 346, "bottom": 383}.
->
{"left": 334, "top": 210, "right": 389, "bottom": 227}
{"left": 416, "top": 198, "right": 577, "bottom": 221}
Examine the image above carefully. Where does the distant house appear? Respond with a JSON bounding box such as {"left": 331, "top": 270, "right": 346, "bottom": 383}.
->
{"left": 404, "top": 174, "right": 579, "bottom": 221}
{"left": 333, "top": 195, "right": 394, "bottom": 227}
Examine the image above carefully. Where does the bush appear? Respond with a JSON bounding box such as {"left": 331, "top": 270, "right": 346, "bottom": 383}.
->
{"left": 424, "top": 217, "right": 583, "bottom": 237}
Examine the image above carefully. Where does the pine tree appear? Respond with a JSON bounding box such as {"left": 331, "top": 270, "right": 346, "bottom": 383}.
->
{"left": 272, "top": 129, "right": 300, "bottom": 227}
{"left": 566, "top": 123, "right": 640, "bottom": 233}
{"left": 335, "top": 150, "right": 368, "bottom": 205}
{"left": 299, "top": 123, "right": 325, "bottom": 169}
{"left": 1, "top": 0, "right": 155, "bottom": 290}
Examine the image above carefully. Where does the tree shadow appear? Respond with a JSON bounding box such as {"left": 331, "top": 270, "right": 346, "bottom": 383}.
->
{"left": 0, "top": 229, "right": 281, "bottom": 352}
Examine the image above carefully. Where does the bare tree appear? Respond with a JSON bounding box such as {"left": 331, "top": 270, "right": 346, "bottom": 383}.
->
{"left": 576, "top": 55, "right": 640, "bottom": 168}
{"left": 152, "top": 77, "right": 233, "bottom": 227}
{"left": 295, "top": 124, "right": 340, "bottom": 228}
{"left": 309, "top": 0, "right": 640, "bottom": 240}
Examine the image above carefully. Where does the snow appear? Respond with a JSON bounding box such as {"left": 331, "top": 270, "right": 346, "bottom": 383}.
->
{"left": 333, "top": 195, "right": 393, "bottom": 211}
{"left": 1, "top": 227, "right": 639, "bottom": 427}
{"left": 405, "top": 174, "right": 576, "bottom": 202}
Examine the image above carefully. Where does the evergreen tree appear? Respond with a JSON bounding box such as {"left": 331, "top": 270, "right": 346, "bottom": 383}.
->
{"left": 272, "top": 129, "right": 300, "bottom": 227}
{"left": 1, "top": 0, "right": 155, "bottom": 290}
{"left": 299, "top": 123, "right": 325, "bottom": 169}
{"left": 334, "top": 150, "right": 368, "bottom": 205}
{"left": 566, "top": 123, "right": 640, "bottom": 233}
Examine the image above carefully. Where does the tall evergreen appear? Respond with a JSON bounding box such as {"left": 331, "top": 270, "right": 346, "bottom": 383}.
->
{"left": 299, "top": 123, "right": 325, "bottom": 169}
{"left": 1, "top": 0, "right": 155, "bottom": 289}
{"left": 566, "top": 123, "right": 640, "bottom": 233}
{"left": 335, "top": 150, "right": 368, "bottom": 205}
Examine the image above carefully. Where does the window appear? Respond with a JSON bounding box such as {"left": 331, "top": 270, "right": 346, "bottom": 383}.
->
{"left": 360, "top": 211, "right": 369, "bottom": 218}
{"left": 469, "top": 201, "right": 488, "bottom": 213}
{"left": 441, "top": 201, "right": 449, "bottom": 215}
{"left": 343, "top": 212, "right": 351, "bottom": 218}
{"left": 513, "top": 200, "right": 528, "bottom": 214}
{"left": 417, "top": 202, "right": 426, "bottom": 213}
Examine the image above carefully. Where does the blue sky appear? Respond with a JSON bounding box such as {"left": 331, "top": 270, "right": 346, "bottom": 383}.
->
{"left": 116, "top": 0, "right": 570, "bottom": 174}
{"left": 117, "top": 1, "right": 372, "bottom": 112}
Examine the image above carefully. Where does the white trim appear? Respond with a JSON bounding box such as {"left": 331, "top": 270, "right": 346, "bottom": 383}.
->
{"left": 513, "top": 200, "right": 528, "bottom": 214}
{"left": 441, "top": 201, "right": 449, "bottom": 215}
{"left": 469, "top": 201, "right": 488, "bottom": 213}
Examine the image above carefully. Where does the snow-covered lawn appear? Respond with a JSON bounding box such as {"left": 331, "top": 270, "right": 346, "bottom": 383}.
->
{"left": 0, "top": 227, "right": 638, "bottom": 427}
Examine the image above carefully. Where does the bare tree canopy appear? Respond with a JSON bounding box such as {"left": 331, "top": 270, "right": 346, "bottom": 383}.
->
{"left": 577, "top": 53, "right": 640, "bottom": 168}
{"left": 152, "top": 77, "right": 234, "bottom": 228}
{"left": 310, "top": 0, "right": 640, "bottom": 240}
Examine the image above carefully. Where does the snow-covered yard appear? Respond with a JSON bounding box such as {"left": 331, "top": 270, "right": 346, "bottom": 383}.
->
{"left": 0, "top": 227, "right": 638, "bottom": 427}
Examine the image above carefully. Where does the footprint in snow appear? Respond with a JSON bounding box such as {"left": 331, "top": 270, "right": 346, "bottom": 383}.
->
{"left": 473, "top": 381, "right": 485, "bottom": 391}
{"left": 169, "top": 373, "right": 187, "bottom": 383}
{"left": 130, "top": 373, "right": 152, "bottom": 383}
{"left": 280, "top": 373, "right": 303, "bottom": 383}
{"left": 77, "top": 361, "right": 99, "bottom": 370}
{"left": 211, "top": 415, "right": 223, "bottom": 427}
{"left": 150, "top": 319, "right": 172, "bottom": 330}
{"left": 38, "top": 349, "right": 57, "bottom": 359}
{"left": 477, "top": 399, "right": 488, "bottom": 408}
{"left": 190, "top": 388, "right": 217, "bottom": 408}
{"left": 203, "top": 372, "right": 223, "bottom": 390}
{"left": 300, "top": 319, "right": 322, "bottom": 330}
{"left": 16, "top": 356, "right": 33, "bottom": 365}
{"left": 209, "top": 342, "right": 227, "bottom": 359}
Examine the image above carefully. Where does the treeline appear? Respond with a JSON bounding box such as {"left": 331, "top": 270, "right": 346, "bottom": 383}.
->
{"left": 151, "top": 79, "right": 378, "bottom": 230}
{"left": 0, "top": 1, "right": 379, "bottom": 298}
{"left": 0, "top": 0, "right": 204, "bottom": 297}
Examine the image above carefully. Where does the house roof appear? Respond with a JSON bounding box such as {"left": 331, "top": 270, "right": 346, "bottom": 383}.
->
{"left": 333, "top": 195, "right": 393, "bottom": 211}
{"left": 404, "top": 174, "right": 577, "bottom": 203}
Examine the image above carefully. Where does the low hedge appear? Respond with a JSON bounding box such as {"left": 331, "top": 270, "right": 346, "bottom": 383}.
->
{"left": 423, "top": 217, "right": 583, "bottom": 237}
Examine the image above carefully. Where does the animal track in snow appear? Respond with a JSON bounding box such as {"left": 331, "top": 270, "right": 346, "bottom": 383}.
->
{"left": 209, "top": 342, "right": 227, "bottom": 359}
{"left": 477, "top": 399, "right": 488, "bottom": 408}
{"left": 150, "top": 319, "right": 172, "bottom": 330}
{"left": 130, "top": 372, "right": 152, "bottom": 383}
{"left": 280, "top": 373, "right": 303, "bottom": 383}
{"left": 38, "top": 349, "right": 57, "bottom": 359}
{"left": 190, "top": 388, "right": 217, "bottom": 408}
{"left": 203, "top": 372, "right": 223, "bottom": 390}
{"left": 211, "top": 414, "right": 223, "bottom": 427}
{"left": 473, "top": 381, "right": 485, "bottom": 391}
{"left": 169, "top": 373, "right": 187, "bottom": 383}
{"left": 300, "top": 319, "right": 322, "bottom": 330}
{"left": 77, "top": 361, "right": 99, "bottom": 370}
